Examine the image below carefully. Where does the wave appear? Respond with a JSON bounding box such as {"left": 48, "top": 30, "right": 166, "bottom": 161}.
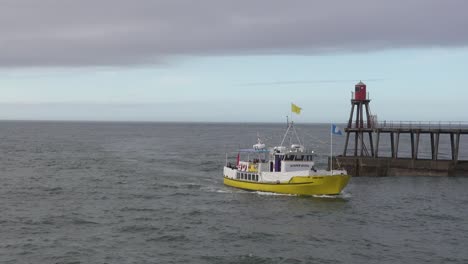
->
{"left": 120, "top": 207, "right": 158, "bottom": 212}
{"left": 312, "top": 191, "right": 352, "bottom": 199}
{"left": 253, "top": 191, "right": 298, "bottom": 197}
{"left": 119, "top": 224, "right": 161, "bottom": 233}
{"left": 199, "top": 254, "right": 305, "bottom": 264}
{"left": 146, "top": 234, "right": 187, "bottom": 243}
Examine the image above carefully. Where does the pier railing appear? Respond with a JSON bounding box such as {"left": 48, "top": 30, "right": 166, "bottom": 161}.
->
{"left": 344, "top": 120, "right": 468, "bottom": 162}
{"left": 348, "top": 121, "right": 468, "bottom": 130}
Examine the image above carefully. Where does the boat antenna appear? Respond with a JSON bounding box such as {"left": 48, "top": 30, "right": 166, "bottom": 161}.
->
{"left": 280, "top": 121, "right": 292, "bottom": 147}
{"left": 291, "top": 123, "right": 303, "bottom": 146}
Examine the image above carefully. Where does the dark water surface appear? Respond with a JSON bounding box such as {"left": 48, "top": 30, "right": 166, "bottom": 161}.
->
{"left": 1, "top": 121, "right": 467, "bottom": 264}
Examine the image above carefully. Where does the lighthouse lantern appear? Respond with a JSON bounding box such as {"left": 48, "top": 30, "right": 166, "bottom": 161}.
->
{"left": 355, "top": 81, "right": 367, "bottom": 101}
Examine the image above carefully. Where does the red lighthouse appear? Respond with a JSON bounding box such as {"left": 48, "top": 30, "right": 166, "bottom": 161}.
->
{"left": 355, "top": 81, "right": 367, "bottom": 101}
{"left": 343, "top": 81, "right": 374, "bottom": 157}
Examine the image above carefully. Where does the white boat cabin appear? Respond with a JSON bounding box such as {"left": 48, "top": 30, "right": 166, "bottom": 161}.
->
{"left": 228, "top": 144, "right": 316, "bottom": 174}
{"left": 273, "top": 148, "right": 316, "bottom": 173}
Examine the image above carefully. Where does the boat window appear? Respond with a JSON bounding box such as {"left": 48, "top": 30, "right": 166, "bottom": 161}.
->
{"left": 248, "top": 174, "right": 252, "bottom": 181}
{"left": 295, "top": 155, "right": 304, "bottom": 161}
{"left": 236, "top": 172, "right": 240, "bottom": 179}
{"left": 255, "top": 175, "right": 258, "bottom": 181}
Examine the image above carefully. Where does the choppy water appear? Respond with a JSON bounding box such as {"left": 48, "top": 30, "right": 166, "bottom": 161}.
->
{"left": 1, "top": 121, "right": 468, "bottom": 264}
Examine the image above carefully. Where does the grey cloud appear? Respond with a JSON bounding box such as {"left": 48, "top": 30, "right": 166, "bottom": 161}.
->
{"left": 1, "top": 0, "right": 467, "bottom": 67}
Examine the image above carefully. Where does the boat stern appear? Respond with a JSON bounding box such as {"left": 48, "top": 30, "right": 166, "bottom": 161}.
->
{"left": 223, "top": 166, "right": 237, "bottom": 179}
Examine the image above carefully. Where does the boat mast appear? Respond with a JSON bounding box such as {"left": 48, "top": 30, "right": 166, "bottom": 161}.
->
{"left": 331, "top": 123, "right": 333, "bottom": 176}
{"left": 280, "top": 122, "right": 292, "bottom": 147}
{"left": 281, "top": 103, "right": 303, "bottom": 147}
{"left": 291, "top": 124, "right": 302, "bottom": 146}
{"left": 280, "top": 121, "right": 303, "bottom": 147}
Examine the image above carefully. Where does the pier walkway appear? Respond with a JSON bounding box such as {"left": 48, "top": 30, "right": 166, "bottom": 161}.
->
{"left": 344, "top": 121, "right": 468, "bottom": 162}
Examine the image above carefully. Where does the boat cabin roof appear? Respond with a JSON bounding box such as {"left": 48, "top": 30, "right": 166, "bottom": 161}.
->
{"left": 278, "top": 151, "right": 314, "bottom": 156}
{"left": 238, "top": 148, "right": 269, "bottom": 153}
{"left": 279, "top": 152, "right": 315, "bottom": 161}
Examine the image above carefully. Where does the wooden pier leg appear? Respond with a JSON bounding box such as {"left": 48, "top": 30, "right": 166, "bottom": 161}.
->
{"left": 414, "top": 132, "right": 420, "bottom": 160}
{"left": 455, "top": 133, "right": 461, "bottom": 162}
{"left": 348, "top": 105, "right": 355, "bottom": 128}
{"left": 431, "top": 133, "right": 435, "bottom": 160}
{"left": 359, "top": 103, "right": 365, "bottom": 128}
{"left": 343, "top": 132, "right": 350, "bottom": 156}
{"left": 434, "top": 133, "right": 440, "bottom": 161}
{"left": 354, "top": 132, "right": 359, "bottom": 156}
{"left": 375, "top": 131, "right": 380, "bottom": 158}
{"left": 355, "top": 104, "right": 360, "bottom": 129}
{"left": 360, "top": 132, "right": 365, "bottom": 156}
{"left": 395, "top": 132, "right": 400, "bottom": 159}
{"left": 365, "top": 103, "right": 372, "bottom": 128}
{"left": 450, "top": 133, "right": 455, "bottom": 160}
{"left": 390, "top": 132, "right": 395, "bottom": 158}
{"left": 369, "top": 132, "right": 374, "bottom": 157}
{"left": 411, "top": 132, "right": 415, "bottom": 159}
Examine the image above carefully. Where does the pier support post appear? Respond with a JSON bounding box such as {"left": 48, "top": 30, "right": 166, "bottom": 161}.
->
{"left": 395, "top": 132, "right": 400, "bottom": 159}
{"left": 431, "top": 133, "right": 435, "bottom": 159}
{"left": 390, "top": 132, "right": 395, "bottom": 158}
{"left": 450, "top": 133, "right": 456, "bottom": 160}
{"left": 455, "top": 133, "right": 461, "bottom": 162}
{"left": 343, "top": 133, "right": 350, "bottom": 156}
{"left": 375, "top": 131, "right": 380, "bottom": 158}
{"left": 368, "top": 132, "right": 374, "bottom": 157}
{"left": 348, "top": 104, "right": 355, "bottom": 128}
{"left": 355, "top": 103, "right": 360, "bottom": 128}
{"left": 411, "top": 132, "right": 415, "bottom": 159}
{"left": 354, "top": 132, "right": 359, "bottom": 156}
{"left": 434, "top": 133, "right": 440, "bottom": 160}
{"left": 360, "top": 132, "right": 364, "bottom": 156}
{"left": 365, "top": 103, "right": 372, "bottom": 128}
{"left": 360, "top": 102, "right": 365, "bottom": 129}
{"left": 414, "top": 132, "right": 420, "bottom": 160}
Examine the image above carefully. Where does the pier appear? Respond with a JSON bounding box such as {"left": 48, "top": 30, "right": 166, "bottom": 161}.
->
{"left": 334, "top": 82, "right": 468, "bottom": 176}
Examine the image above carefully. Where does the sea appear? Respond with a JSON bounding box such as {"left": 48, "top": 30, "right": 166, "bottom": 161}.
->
{"left": 1, "top": 121, "right": 467, "bottom": 264}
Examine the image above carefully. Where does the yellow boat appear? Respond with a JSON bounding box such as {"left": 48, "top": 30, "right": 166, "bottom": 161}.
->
{"left": 223, "top": 174, "right": 350, "bottom": 196}
{"left": 223, "top": 122, "right": 350, "bottom": 196}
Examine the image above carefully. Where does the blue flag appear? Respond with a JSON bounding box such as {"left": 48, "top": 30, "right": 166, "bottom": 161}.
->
{"left": 331, "top": 124, "right": 343, "bottom": 135}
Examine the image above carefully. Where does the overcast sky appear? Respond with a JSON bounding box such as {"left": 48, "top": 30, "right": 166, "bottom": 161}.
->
{"left": 0, "top": 0, "right": 467, "bottom": 122}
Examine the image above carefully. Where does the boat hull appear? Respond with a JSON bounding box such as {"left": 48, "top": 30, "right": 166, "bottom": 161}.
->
{"left": 223, "top": 175, "right": 350, "bottom": 196}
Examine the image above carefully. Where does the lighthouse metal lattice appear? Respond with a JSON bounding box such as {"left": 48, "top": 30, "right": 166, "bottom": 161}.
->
{"left": 343, "top": 81, "right": 375, "bottom": 157}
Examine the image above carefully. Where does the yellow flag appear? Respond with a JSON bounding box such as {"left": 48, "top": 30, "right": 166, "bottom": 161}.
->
{"left": 291, "top": 103, "right": 302, "bottom": 114}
